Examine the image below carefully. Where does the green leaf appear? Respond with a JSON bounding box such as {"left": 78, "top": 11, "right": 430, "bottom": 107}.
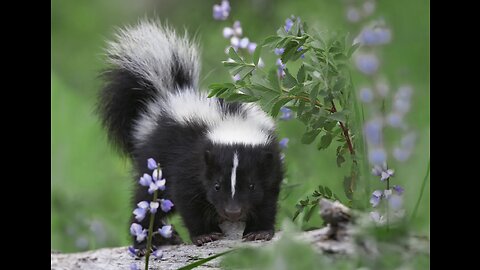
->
{"left": 327, "top": 111, "right": 346, "bottom": 123}
{"left": 324, "top": 187, "right": 333, "bottom": 198}
{"left": 253, "top": 45, "right": 262, "bottom": 66}
{"left": 309, "top": 83, "right": 320, "bottom": 106}
{"left": 297, "top": 100, "right": 306, "bottom": 116}
{"left": 336, "top": 154, "right": 346, "bottom": 167}
{"left": 304, "top": 204, "right": 318, "bottom": 222}
{"left": 268, "top": 67, "right": 281, "bottom": 92}
{"left": 283, "top": 68, "right": 297, "bottom": 88}
{"left": 297, "top": 65, "right": 306, "bottom": 84}
{"left": 318, "top": 185, "right": 325, "bottom": 196}
{"left": 301, "top": 129, "right": 321, "bottom": 144}
{"left": 225, "top": 93, "right": 260, "bottom": 103}
{"left": 262, "top": 35, "right": 283, "bottom": 47}
{"left": 343, "top": 176, "right": 353, "bottom": 200}
{"left": 347, "top": 42, "right": 360, "bottom": 57}
{"left": 317, "top": 133, "right": 333, "bottom": 150}
{"left": 281, "top": 40, "right": 299, "bottom": 63}
{"left": 292, "top": 206, "right": 304, "bottom": 221}
{"left": 271, "top": 97, "right": 294, "bottom": 117}
{"left": 228, "top": 47, "right": 243, "bottom": 63}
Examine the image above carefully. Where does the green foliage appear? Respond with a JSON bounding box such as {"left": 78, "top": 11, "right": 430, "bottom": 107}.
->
{"left": 209, "top": 19, "right": 362, "bottom": 217}
{"left": 292, "top": 185, "right": 341, "bottom": 222}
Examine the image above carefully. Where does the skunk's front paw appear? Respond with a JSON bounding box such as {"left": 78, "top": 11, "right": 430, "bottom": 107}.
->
{"left": 191, "top": 232, "right": 224, "bottom": 246}
{"left": 242, "top": 230, "right": 274, "bottom": 241}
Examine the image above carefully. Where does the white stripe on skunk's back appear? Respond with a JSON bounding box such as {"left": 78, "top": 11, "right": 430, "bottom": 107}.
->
{"left": 133, "top": 89, "right": 275, "bottom": 146}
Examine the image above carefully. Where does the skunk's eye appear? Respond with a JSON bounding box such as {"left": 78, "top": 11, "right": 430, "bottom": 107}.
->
{"left": 214, "top": 183, "right": 221, "bottom": 191}
{"left": 249, "top": 184, "right": 255, "bottom": 191}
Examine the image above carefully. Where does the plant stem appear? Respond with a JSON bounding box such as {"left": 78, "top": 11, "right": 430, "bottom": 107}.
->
{"left": 329, "top": 101, "right": 355, "bottom": 157}
{"left": 144, "top": 190, "right": 159, "bottom": 270}
{"left": 410, "top": 159, "right": 430, "bottom": 222}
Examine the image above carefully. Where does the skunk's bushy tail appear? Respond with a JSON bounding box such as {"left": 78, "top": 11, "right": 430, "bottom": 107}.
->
{"left": 97, "top": 20, "right": 200, "bottom": 154}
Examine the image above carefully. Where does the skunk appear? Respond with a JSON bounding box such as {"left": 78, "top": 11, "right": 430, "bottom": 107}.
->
{"left": 97, "top": 20, "right": 283, "bottom": 249}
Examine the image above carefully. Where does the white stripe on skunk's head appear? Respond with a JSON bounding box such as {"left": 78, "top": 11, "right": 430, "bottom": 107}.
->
{"left": 207, "top": 103, "right": 275, "bottom": 146}
{"left": 206, "top": 118, "right": 273, "bottom": 146}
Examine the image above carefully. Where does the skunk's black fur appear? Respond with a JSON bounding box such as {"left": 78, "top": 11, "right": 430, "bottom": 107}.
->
{"left": 97, "top": 20, "right": 283, "bottom": 249}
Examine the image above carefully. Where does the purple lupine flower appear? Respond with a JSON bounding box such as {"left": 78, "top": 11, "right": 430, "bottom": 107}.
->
{"left": 388, "top": 194, "right": 403, "bottom": 210}
{"left": 355, "top": 53, "right": 379, "bottom": 75}
{"left": 148, "top": 182, "right": 159, "bottom": 194}
{"left": 363, "top": 1, "right": 376, "bottom": 16}
{"left": 233, "top": 21, "right": 242, "bottom": 36}
{"left": 375, "top": 81, "right": 389, "bottom": 97}
{"left": 276, "top": 58, "right": 286, "bottom": 78}
{"left": 371, "top": 162, "right": 387, "bottom": 176}
{"left": 369, "top": 147, "right": 387, "bottom": 165}
{"left": 147, "top": 158, "right": 158, "bottom": 170}
{"left": 280, "top": 107, "right": 293, "bottom": 121}
{"left": 380, "top": 168, "right": 394, "bottom": 181}
{"left": 161, "top": 199, "right": 174, "bottom": 212}
{"left": 152, "top": 169, "right": 162, "bottom": 181}
{"left": 152, "top": 249, "right": 164, "bottom": 259}
{"left": 393, "top": 185, "right": 404, "bottom": 195}
{"left": 297, "top": 46, "right": 305, "bottom": 58}
{"left": 247, "top": 42, "right": 257, "bottom": 54}
{"left": 284, "top": 18, "right": 294, "bottom": 32}
{"left": 346, "top": 6, "right": 361, "bottom": 23}
{"left": 274, "top": 48, "right": 285, "bottom": 55}
{"left": 393, "top": 132, "right": 416, "bottom": 161}
{"left": 230, "top": 36, "right": 240, "bottom": 49}
{"left": 127, "top": 246, "right": 138, "bottom": 257}
{"left": 370, "top": 211, "right": 385, "bottom": 224}
{"left": 130, "top": 263, "right": 140, "bottom": 270}
{"left": 363, "top": 118, "right": 383, "bottom": 146}
{"left": 139, "top": 173, "right": 152, "bottom": 187}
{"left": 370, "top": 190, "right": 382, "bottom": 207}
{"left": 223, "top": 27, "right": 234, "bottom": 38}
{"left": 150, "top": 201, "right": 159, "bottom": 214}
{"left": 359, "top": 87, "right": 374, "bottom": 103}
{"left": 358, "top": 27, "right": 391, "bottom": 46}
{"left": 383, "top": 189, "right": 392, "bottom": 199}
{"left": 137, "top": 201, "right": 149, "bottom": 209}
{"left": 239, "top": 37, "right": 250, "bottom": 49}
{"left": 279, "top": 138, "right": 289, "bottom": 149}
{"left": 133, "top": 207, "right": 147, "bottom": 222}
{"left": 387, "top": 112, "right": 403, "bottom": 128}
{"left": 156, "top": 178, "right": 166, "bottom": 191}
{"left": 130, "top": 223, "right": 147, "bottom": 242}
{"left": 159, "top": 225, "right": 173, "bottom": 238}
{"left": 213, "top": 0, "right": 230, "bottom": 21}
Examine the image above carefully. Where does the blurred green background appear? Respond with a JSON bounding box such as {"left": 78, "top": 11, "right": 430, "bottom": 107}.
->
{"left": 52, "top": 0, "right": 429, "bottom": 252}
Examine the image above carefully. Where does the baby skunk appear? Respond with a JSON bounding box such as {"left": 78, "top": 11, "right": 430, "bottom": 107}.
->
{"left": 97, "top": 20, "right": 283, "bottom": 249}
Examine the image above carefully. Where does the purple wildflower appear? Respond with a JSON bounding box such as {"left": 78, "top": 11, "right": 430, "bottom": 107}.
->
{"left": 274, "top": 48, "right": 285, "bottom": 55}
{"left": 279, "top": 138, "right": 289, "bottom": 149}
{"left": 152, "top": 249, "right": 163, "bottom": 259}
{"left": 223, "top": 27, "right": 234, "bottom": 38}
{"left": 284, "top": 18, "right": 294, "bottom": 32}
{"left": 363, "top": 118, "right": 383, "bottom": 146}
{"left": 276, "top": 58, "right": 286, "bottom": 78}
{"left": 133, "top": 207, "right": 147, "bottom": 222}
{"left": 127, "top": 246, "right": 138, "bottom": 257}
{"left": 359, "top": 87, "right": 374, "bottom": 103}
{"left": 233, "top": 21, "right": 242, "bottom": 36}
{"left": 161, "top": 199, "right": 174, "bottom": 212}
{"left": 346, "top": 7, "right": 361, "bottom": 23}
{"left": 370, "top": 190, "right": 382, "bottom": 207}
{"left": 152, "top": 169, "right": 162, "bottom": 181}
{"left": 232, "top": 74, "right": 241, "bottom": 81}
{"left": 239, "top": 37, "right": 249, "bottom": 49}
{"left": 130, "top": 223, "right": 147, "bottom": 242}
{"left": 139, "top": 173, "right": 152, "bottom": 187}
{"left": 355, "top": 53, "right": 379, "bottom": 75}
{"left": 247, "top": 42, "right": 257, "bottom": 54}
{"left": 393, "top": 185, "right": 404, "bottom": 195}
{"left": 137, "top": 201, "right": 149, "bottom": 209}
{"left": 388, "top": 194, "right": 403, "bottom": 210}
{"left": 213, "top": 0, "right": 230, "bottom": 21}
{"left": 159, "top": 225, "right": 173, "bottom": 238}
{"left": 150, "top": 201, "right": 159, "bottom": 214}
{"left": 387, "top": 112, "right": 403, "bottom": 128}
{"left": 369, "top": 147, "right": 387, "bottom": 165}
{"left": 147, "top": 158, "right": 158, "bottom": 170}
{"left": 230, "top": 36, "right": 240, "bottom": 49}
{"left": 280, "top": 107, "right": 293, "bottom": 121}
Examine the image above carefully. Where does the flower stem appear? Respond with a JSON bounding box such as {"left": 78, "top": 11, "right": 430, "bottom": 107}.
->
{"left": 410, "top": 158, "right": 430, "bottom": 222}
{"left": 144, "top": 190, "right": 158, "bottom": 270}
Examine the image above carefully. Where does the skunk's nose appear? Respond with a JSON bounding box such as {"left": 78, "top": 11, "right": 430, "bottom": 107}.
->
{"left": 225, "top": 206, "right": 242, "bottom": 221}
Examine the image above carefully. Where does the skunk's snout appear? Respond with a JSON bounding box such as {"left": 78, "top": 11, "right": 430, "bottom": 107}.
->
{"left": 224, "top": 205, "right": 242, "bottom": 221}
